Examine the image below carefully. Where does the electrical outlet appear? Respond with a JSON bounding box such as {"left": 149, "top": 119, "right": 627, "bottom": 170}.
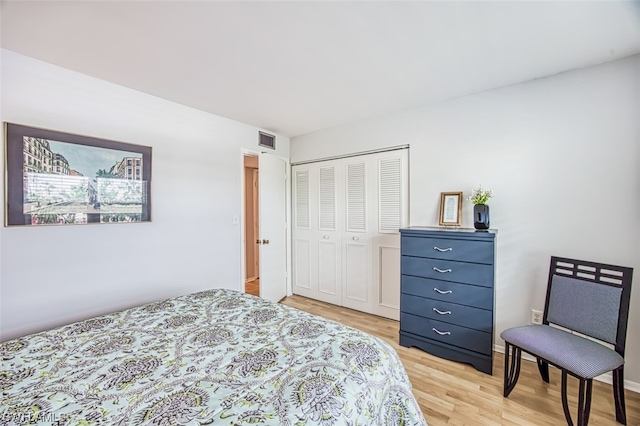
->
{"left": 531, "top": 309, "right": 543, "bottom": 325}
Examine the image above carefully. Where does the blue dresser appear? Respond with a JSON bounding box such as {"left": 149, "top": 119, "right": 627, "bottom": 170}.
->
{"left": 399, "top": 227, "right": 496, "bottom": 374}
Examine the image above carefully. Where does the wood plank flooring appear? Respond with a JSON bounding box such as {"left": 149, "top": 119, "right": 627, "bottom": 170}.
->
{"left": 244, "top": 279, "right": 260, "bottom": 297}
{"left": 280, "top": 295, "right": 640, "bottom": 426}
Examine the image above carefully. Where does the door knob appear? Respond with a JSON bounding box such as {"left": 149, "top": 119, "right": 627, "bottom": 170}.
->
{"left": 262, "top": 239, "right": 270, "bottom": 245}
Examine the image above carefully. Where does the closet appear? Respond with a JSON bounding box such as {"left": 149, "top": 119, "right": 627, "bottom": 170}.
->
{"left": 292, "top": 148, "right": 408, "bottom": 320}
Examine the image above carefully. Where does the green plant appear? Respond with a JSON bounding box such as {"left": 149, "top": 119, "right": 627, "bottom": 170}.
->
{"left": 468, "top": 185, "right": 493, "bottom": 205}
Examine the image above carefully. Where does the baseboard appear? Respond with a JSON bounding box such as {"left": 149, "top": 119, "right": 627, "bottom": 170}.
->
{"left": 494, "top": 344, "right": 640, "bottom": 394}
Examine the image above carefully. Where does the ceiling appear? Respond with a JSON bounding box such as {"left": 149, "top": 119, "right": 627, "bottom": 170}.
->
{"left": 2, "top": 1, "right": 640, "bottom": 137}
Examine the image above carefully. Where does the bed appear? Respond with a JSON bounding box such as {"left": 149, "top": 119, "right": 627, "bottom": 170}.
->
{"left": 1, "top": 289, "right": 427, "bottom": 425}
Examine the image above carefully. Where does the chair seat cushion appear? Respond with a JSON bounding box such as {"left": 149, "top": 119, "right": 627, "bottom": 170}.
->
{"left": 501, "top": 325, "right": 623, "bottom": 379}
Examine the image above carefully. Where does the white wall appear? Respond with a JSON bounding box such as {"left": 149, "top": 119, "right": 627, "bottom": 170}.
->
{"left": 291, "top": 55, "right": 640, "bottom": 386}
{"left": 0, "top": 49, "right": 290, "bottom": 340}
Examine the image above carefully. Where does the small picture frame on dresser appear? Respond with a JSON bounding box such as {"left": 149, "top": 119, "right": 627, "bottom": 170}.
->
{"left": 439, "top": 192, "right": 462, "bottom": 226}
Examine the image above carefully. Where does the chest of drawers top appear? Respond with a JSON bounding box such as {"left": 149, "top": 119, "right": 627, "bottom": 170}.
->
{"left": 400, "top": 227, "right": 496, "bottom": 264}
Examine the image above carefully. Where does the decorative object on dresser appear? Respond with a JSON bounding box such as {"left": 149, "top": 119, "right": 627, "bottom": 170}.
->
{"left": 438, "top": 192, "right": 463, "bottom": 226}
{"left": 468, "top": 185, "right": 493, "bottom": 230}
{"left": 473, "top": 204, "right": 490, "bottom": 230}
{"left": 501, "top": 256, "right": 633, "bottom": 426}
{"left": 399, "top": 226, "right": 497, "bottom": 374}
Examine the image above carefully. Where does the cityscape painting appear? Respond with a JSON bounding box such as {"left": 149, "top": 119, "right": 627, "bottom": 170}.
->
{"left": 5, "top": 123, "right": 152, "bottom": 226}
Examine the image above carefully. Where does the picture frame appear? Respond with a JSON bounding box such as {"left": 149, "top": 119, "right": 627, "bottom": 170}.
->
{"left": 4, "top": 122, "right": 152, "bottom": 226}
{"left": 439, "top": 191, "right": 462, "bottom": 226}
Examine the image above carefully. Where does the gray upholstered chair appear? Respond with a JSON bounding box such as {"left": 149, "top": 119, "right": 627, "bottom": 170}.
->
{"left": 500, "top": 256, "right": 633, "bottom": 426}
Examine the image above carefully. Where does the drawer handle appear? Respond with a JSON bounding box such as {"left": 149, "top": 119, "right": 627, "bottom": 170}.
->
{"left": 433, "top": 267, "right": 452, "bottom": 273}
{"left": 434, "top": 288, "right": 453, "bottom": 295}
{"left": 433, "top": 308, "right": 452, "bottom": 315}
{"left": 433, "top": 246, "right": 453, "bottom": 252}
{"left": 432, "top": 328, "right": 451, "bottom": 336}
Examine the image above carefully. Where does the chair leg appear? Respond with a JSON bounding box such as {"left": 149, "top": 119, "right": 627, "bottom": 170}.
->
{"left": 537, "top": 358, "right": 550, "bottom": 383}
{"left": 581, "top": 379, "right": 593, "bottom": 426}
{"left": 613, "top": 367, "right": 626, "bottom": 425}
{"left": 503, "top": 342, "right": 522, "bottom": 397}
{"left": 561, "top": 371, "right": 594, "bottom": 426}
{"left": 561, "top": 371, "right": 574, "bottom": 426}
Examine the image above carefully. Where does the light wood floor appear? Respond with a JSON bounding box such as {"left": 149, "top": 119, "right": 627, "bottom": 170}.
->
{"left": 280, "top": 295, "right": 640, "bottom": 426}
{"left": 244, "top": 278, "right": 260, "bottom": 297}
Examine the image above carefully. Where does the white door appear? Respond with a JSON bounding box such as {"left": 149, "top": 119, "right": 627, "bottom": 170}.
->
{"left": 252, "top": 169, "right": 260, "bottom": 279}
{"left": 292, "top": 166, "right": 314, "bottom": 300}
{"left": 372, "top": 153, "right": 408, "bottom": 320}
{"left": 291, "top": 148, "right": 408, "bottom": 319}
{"left": 259, "top": 153, "right": 287, "bottom": 303}
{"left": 291, "top": 164, "right": 342, "bottom": 306}
{"left": 342, "top": 159, "right": 373, "bottom": 313}
{"left": 316, "top": 164, "right": 342, "bottom": 305}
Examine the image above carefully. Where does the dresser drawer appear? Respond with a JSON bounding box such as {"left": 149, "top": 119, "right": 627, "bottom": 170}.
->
{"left": 401, "top": 275, "right": 493, "bottom": 310}
{"left": 401, "top": 256, "right": 494, "bottom": 287}
{"left": 400, "top": 312, "right": 491, "bottom": 355}
{"left": 402, "top": 235, "right": 494, "bottom": 264}
{"left": 401, "top": 294, "right": 492, "bottom": 332}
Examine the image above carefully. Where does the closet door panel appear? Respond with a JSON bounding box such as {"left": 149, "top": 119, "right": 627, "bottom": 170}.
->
{"left": 294, "top": 169, "right": 310, "bottom": 229}
{"left": 345, "top": 162, "right": 367, "bottom": 233}
{"left": 377, "top": 245, "right": 401, "bottom": 316}
{"left": 344, "top": 241, "right": 369, "bottom": 303}
{"left": 292, "top": 167, "right": 316, "bottom": 299}
{"left": 293, "top": 239, "right": 311, "bottom": 290}
{"left": 372, "top": 150, "right": 408, "bottom": 320}
{"left": 342, "top": 159, "right": 373, "bottom": 313}
{"left": 319, "top": 166, "right": 337, "bottom": 231}
{"left": 378, "top": 156, "right": 403, "bottom": 233}
{"left": 318, "top": 240, "right": 339, "bottom": 298}
{"left": 314, "top": 164, "right": 341, "bottom": 305}
{"left": 317, "top": 165, "right": 340, "bottom": 299}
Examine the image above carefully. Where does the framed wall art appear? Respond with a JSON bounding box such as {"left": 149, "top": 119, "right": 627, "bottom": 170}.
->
{"left": 4, "top": 123, "right": 152, "bottom": 226}
{"left": 439, "top": 191, "right": 462, "bottom": 226}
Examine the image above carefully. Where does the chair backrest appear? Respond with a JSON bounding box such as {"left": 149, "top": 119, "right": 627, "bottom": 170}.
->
{"left": 543, "top": 256, "right": 633, "bottom": 356}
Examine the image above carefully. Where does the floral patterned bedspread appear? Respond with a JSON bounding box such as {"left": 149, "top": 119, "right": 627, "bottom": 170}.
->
{"left": 1, "top": 289, "right": 426, "bottom": 425}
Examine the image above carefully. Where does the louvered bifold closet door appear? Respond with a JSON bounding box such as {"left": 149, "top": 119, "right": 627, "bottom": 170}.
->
{"left": 291, "top": 163, "right": 342, "bottom": 306}
{"left": 292, "top": 167, "right": 315, "bottom": 300}
{"left": 292, "top": 148, "right": 408, "bottom": 319}
{"left": 372, "top": 151, "right": 408, "bottom": 320}
{"left": 342, "top": 159, "right": 374, "bottom": 313}
{"left": 316, "top": 165, "right": 341, "bottom": 305}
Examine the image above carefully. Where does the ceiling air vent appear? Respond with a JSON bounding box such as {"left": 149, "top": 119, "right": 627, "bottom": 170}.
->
{"left": 259, "top": 131, "right": 276, "bottom": 150}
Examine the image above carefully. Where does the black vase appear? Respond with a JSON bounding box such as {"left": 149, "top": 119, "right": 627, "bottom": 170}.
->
{"left": 473, "top": 204, "right": 490, "bottom": 230}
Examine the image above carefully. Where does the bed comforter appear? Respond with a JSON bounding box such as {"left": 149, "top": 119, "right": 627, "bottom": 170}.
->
{"left": 1, "top": 289, "right": 426, "bottom": 425}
